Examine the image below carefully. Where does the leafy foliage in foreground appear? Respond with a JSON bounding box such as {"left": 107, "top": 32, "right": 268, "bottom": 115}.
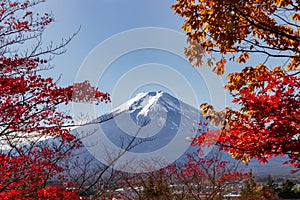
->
{"left": 0, "top": 0, "right": 109, "bottom": 198}
{"left": 173, "top": 0, "right": 300, "bottom": 171}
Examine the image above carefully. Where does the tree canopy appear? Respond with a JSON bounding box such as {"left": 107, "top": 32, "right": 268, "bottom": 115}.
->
{"left": 0, "top": 0, "right": 109, "bottom": 198}
{"left": 172, "top": 0, "right": 300, "bottom": 171}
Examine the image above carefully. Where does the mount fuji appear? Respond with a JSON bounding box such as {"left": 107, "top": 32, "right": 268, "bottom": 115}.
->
{"left": 93, "top": 91, "right": 202, "bottom": 153}
{"left": 75, "top": 91, "right": 293, "bottom": 175}
{"left": 74, "top": 91, "right": 205, "bottom": 172}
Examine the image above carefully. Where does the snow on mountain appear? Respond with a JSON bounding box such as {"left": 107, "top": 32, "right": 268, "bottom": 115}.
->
{"left": 98, "top": 91, "right": 201, "bottom": 126}
{"left": 79, "top": 91, "right": 293, "bottom": 174}
{"left": 93, "top": 91, "right": 201, "bottom": 152}
{"left": 76, "top": 91, "right": 204, "bottom": 172}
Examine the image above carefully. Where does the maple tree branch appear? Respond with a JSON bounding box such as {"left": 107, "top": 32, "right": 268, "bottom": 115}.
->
{"left": 234, "top": 6, "right": 300, "bottom": 42}
{"left": 208, "top": 47, "right": 298, "bottom": 58}
{"left": 288, "top": 71, "right": 300, "bottom": 76}
{"left": 273, "top": 13, "right": 300, "bottom": 28}
{"left": 243, "top": 38, "right": 297, "bottom": 52}
{"left": 76, "top": 123, "right": 153, "bottom": 195}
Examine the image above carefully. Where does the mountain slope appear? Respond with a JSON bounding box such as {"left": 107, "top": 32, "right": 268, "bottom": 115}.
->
{"left": 76, "top": 91, "right": 203, "bottom": 172}
{"left": 95, "top": 91, "right": 200, "bottom": 153}
{"left": 76, "top": 91, "right": 294, "bottom": 174}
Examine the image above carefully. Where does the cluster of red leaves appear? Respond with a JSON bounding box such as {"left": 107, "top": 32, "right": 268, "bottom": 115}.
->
{"left": 198, "top": 66, "right": 300, "bottom": 171}
{"left": 0, "top": 56, "right": 109, "bottom": 139}
{"left": 0, "top": 2, "right": 110, "bottom": 198}
{"left": 0, "top": 150, "right": 82, "bottom": 200}
{"left": 181, "top": 152, "right": 247, "bottom": 183}
{"left": 1, "top": 187, "right": 81, "bottom": 200}
{"left": 0, "top": 1, "right": 52, "bottom": 27}
{"left": 0, "top": 56, "right": 109, "bottom": 197}
{"left": 225, "top": 70, "right": 299, "bottom": 167}
{"left": 0, "top": 1, "right": 110, "bottom": 198}
{"left": 0, "top": 0, "right": 55, "bottom": 57}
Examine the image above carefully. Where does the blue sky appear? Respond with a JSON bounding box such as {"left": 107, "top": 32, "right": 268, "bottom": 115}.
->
{"left": 37, "top": 0, "right": 230, "bottom": 115}
{"left": 40, "top": 0, "right": 183, "bottom": 82}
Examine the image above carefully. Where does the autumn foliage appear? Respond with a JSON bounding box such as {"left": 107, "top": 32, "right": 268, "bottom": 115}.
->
{"left": 198, "top": 66, "right": 300, "bottom": 167}
{"left": 172, "top": 0, "right": 300, "bottom": 74}
{"left": 172, "top": 0, "right": 300, "bottom": 171}
{"left": 0, "top": 0, "right": 109, "bottom": 199}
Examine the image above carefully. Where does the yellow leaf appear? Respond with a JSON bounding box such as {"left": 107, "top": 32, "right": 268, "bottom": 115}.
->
{"left": 290, "top": 13, "right": 300, "bottom": 22}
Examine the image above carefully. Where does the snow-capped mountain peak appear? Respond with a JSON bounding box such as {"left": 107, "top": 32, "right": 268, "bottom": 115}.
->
{"left": 95, "top": 90, "right": 201, "bottom": 144}
{"left": 104, "top": 91, "right": 189, "bottom": 123}
{"left": 128, "top": 91, "right": 163, "bottom": 116}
